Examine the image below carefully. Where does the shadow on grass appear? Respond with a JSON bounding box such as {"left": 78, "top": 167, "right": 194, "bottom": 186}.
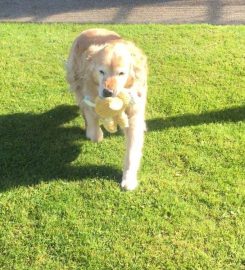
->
{"left": 1, "top": 104, "right": 244, "bottom": 191}
{"left": 147, "top": 105, "right": 245, "bottom": 131}
{"left": 0, "top": 105, "right": 121, "bottom": 191}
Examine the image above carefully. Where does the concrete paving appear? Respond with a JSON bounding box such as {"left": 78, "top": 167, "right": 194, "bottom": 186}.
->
{"left": 0, "top": 0, "right": 244, "bottom": 24}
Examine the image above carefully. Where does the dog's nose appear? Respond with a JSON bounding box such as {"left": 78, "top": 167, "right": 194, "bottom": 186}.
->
{"left": 103, "top": 88, "right": 113, "bottom": 97}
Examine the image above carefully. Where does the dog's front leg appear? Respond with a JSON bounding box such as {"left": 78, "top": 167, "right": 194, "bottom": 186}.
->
{"left": 83, "top": 106, "right": 103, "bottom": 143}
{"left": 121, "top": 115, "right": 145, "bottom": 191}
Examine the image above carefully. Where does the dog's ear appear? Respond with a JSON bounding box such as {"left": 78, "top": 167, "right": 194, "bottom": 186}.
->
{"left": 124, "top": 41, "right": 147, "bottom": 89}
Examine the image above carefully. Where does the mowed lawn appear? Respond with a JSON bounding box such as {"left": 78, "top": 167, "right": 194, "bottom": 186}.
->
{"left": 0, "top": 23, "right": 244, "bottom": 269}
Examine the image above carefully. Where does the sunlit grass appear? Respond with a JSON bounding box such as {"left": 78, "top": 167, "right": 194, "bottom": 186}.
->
{"left": 0, "top": 23, "right": 244, "bottom": 269}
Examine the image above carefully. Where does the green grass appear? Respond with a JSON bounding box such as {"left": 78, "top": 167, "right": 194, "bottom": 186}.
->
{"left": 0, "top": 23, "right": 244, "bottom": 269}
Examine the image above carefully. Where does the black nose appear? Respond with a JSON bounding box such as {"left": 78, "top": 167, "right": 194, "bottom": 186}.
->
{"left": 103, "top": 88, "right": 113, "bottom": 97}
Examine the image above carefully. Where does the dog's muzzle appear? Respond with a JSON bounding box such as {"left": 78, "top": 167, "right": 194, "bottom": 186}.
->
{"left": 103, "top": 88, "right": 113, "bottom": 97}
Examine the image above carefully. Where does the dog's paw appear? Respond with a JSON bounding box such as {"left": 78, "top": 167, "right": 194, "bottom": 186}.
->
{"left": 86, "top": 128, "right": 103, "bottom": 143}
{"left": 121, "top": 178, "right": 138, "bottom": 191}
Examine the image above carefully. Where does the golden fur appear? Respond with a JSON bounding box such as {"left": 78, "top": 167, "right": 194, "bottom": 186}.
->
{"left": 66, "top": 28, "right": 147, "bottom": 190}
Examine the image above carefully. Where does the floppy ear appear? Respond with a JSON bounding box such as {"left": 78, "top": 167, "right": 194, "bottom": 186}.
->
{"left": 124, "top": 41, "right": 147, "bottom": 89}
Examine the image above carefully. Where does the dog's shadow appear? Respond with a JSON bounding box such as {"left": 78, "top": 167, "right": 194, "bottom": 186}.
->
{"left": 1, "top": 104, "right": 244, "bottom": 191}
{"left": 0, "top": 105, "right": 121, "bottom": 191}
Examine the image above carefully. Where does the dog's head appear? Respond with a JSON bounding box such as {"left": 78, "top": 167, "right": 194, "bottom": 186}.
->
{"left": 86, "top": 41, "right": 144, "bottom": 98}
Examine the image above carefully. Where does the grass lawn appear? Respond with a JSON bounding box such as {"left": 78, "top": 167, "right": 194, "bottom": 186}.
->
{"left": 0, "top": 23, "right": 244, "bottom": 269}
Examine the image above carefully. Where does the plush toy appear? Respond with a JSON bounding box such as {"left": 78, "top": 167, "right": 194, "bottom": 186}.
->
{"left": 83, "top": 91, "right": 131, "bottom": 133}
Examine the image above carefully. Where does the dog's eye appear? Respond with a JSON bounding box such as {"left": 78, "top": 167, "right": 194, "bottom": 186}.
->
{"left": 99, "top": 70, "right": 105, "bottom": 75}
{"left": 119, "top": 72, "right": 125, "bottom": 76}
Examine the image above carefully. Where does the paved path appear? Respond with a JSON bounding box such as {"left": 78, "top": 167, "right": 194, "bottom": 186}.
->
{"left": 0, "top": 0, "right": 244, "bottom": 24}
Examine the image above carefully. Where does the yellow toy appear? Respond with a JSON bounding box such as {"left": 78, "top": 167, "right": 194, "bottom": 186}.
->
{"left": 94, "top": 91, "right": 131, "bottom": 133}
{"left": 83, "top": 91, "right": 132, "bottom": 133}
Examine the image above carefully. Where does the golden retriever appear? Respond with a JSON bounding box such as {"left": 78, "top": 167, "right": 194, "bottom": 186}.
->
{"left": 66, "top": 28, "right": 147, "bottom": 190}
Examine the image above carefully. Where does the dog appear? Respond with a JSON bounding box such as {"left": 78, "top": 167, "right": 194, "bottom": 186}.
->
{"left": 66, "top": 28, "right": 147, "bottom": 190}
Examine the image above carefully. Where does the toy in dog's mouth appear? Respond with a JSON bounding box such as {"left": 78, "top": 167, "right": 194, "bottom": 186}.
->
{"left": 108, "top": 98, "right": 123, "bottom": 111}
{"left": 83, "top": 92, "right": 131, "bottom": 133}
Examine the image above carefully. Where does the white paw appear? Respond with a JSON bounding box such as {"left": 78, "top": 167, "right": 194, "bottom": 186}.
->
{"left": 121, "top": 179, "right": 138, "bottom": 191}
{"left": 86, "top": 128, "right": 103, "bottom": 143}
